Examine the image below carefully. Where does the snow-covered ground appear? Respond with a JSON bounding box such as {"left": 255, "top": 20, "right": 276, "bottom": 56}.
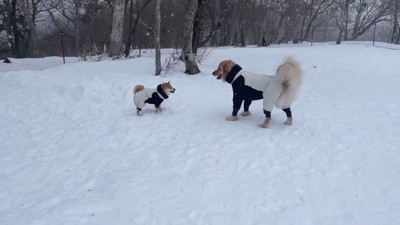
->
{"left": 1, "top": 42, "right": 399, "bottom": 225}
{"left": 0, "top": 56, "right": 79, "bottom": 72}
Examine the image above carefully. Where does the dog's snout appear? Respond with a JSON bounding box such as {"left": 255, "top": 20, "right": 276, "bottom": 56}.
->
{"left": 212, "top": 69, "right": 219, "bottom": 76}
{"left": 170, "top": 88, "right": 176, "bottom": 93}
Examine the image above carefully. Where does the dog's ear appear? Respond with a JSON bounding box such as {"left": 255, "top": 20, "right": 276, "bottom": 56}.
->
{"left": 222, "top": 61, "right": 230, "bottom": 76}
{"left": 167, "top": 81, "right": 170, "bottom": 84}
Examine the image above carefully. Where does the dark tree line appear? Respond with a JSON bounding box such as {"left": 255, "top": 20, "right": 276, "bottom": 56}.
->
{"left": 1, "top": 0, "right": 399, "bottom": 62}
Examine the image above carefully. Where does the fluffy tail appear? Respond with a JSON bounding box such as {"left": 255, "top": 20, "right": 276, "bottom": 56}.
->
{"left": 133, "top": 84, "right": 145, "bottom": 94}
{"left": 275, "top": 56, "right": 303, "bottom": 108}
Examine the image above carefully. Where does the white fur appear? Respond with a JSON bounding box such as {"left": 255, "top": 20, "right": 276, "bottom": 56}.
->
{"left": 275, "top": 56, "right": 303, "bottom": 108}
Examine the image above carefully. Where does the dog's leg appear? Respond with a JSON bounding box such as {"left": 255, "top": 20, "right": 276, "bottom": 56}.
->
{"left": 240, "top": 111, "right": 251, "bottom": 116}
{"left": 226, "top": 116, "right": 239, "bottom": 121}
{"left": 241, "top": 100, "right": 252, "bottom": 116}
{"left": 155, "top": 106, "right": 162, "bottom": 113}
{"left": 258, "top": 117, "right": 272, "bottom": 128}
{"left": 136, "top": 108, "right": 142, "bottom": 116}
{"left": 258, "top": 110, "right": 272, "bottom": 128}
{"left": 282, "top": 108, "right": 292, "bottom": 126}
{"left": 284, "top": 117, "right": 293, "bottom": 125}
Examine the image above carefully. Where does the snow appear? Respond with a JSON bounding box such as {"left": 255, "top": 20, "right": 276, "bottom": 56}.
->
{"left": 0, "top": 57, "right": 79, "bottom": 72}
{"left": 1, "top": 42, "right": 400, "bottom": 225}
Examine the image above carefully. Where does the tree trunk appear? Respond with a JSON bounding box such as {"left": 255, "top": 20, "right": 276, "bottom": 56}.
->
{"left": 4, "top": 0, "right": 13, "bottom": 56}
{"left": 192, "top": 0, "right": 236, "bottom": 53}
{"left": 238, "top": 0, "right": 248, "bottom": 47}
{"left": 192, "top": 0, "right": 206, "bottom": 54}
{"left": 344, "top": 1, "right": 350, "bottom": 41}
{"left": 280, "top": 0, "right": 297, "bottom": 43}
{"left": 17, "top": 0, "right": 37, "bottom": 57}
{"left": 109, "top": 0, "right": 125, "bottom": 57}
{"left": 183, "top": 0, "right": 200, "bottom": 75}
{"left": 336, "top": 28, "right": 344, "bottom": 44}
{"left": 213, "top": 0, "right": 221, "bottom": 46}
{"left": 74, "top": 0, "right": 81, "bottom": 56}
{"left": 10, "top": 0, "right": 22, "bottom": 57}
{"left": 124, "top": 0, "right": 134, "bottom": 57}
{"left": 396, "top": 29, "right": 400, "bottom": 44}
{"left": 391, "top": 0, "right": 399, "bottom": 43}
{"left": 124, "top": 0, "right": 153, "bottom": 57}
{"left": 154, "top": 0, "right": 161, "bottom": 75}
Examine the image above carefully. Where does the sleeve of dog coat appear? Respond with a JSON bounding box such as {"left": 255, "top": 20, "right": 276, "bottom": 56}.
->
{"left": 152, "top": 93, "right": 163, "bottom": 108}
{"left": 232, "top": 92, "right": 242, "bottom": 116}
{"left": 232, "top": 88, "right": 243, "bottom": 116}
{"left": 231, "top": 78, "right": 245, "bottom": 116}
{"left": 243, "top": 99, "right": 252, "bottom": 111}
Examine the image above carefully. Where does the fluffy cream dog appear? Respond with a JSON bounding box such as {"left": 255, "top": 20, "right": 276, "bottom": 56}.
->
{"left": 212, "top": 56, "right": 303, "bottom": 128}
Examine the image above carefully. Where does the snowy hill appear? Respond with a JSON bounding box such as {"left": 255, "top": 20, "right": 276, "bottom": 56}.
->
{"left": 1, "top": 42, "right": 399, "bottom": 225}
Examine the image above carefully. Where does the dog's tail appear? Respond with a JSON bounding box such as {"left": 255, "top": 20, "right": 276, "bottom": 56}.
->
{"left": 133, "top": 84, "right": 145, "bottom": 94}
{"left": 275, "top": 56, "right": 303, "bottom": 108}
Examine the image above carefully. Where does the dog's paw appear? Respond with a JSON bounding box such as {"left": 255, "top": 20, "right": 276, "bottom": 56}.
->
{"left": 226, "top": 116, "right": 239, "bottom": 121}
{"left": 240, "top": 111, "right": 251, "bottom": 116}
{"left": 155, "top": 107, "right": 162, "bottom": 113}
{"left": 136, "top": 109, "right": 141, "bottom": 116}
{"left": 284, "top": 117, "right": 293, "bottom": 126}
{"left": 258, "top": 118, "right": 272, "bottom": 128}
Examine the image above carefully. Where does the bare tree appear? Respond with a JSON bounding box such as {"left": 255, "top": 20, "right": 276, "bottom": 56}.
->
{"left": 4, "top": 0, "right": 400, "bottom": 58}
{"left": 109, "top": 0, "right": 125, "bottom": 56}
{"left": 45, "top": 0, "right": 83, "bottom": 55}
{"left": 154, "top": 0, "right": 161, "bottom": 75}
{"left": 192, "top": 0, "right": 236, "bottom": 53}
{"left": 238, "top": 0, "right": 248, "bottom": 47}
{"left": 333, "top": 0, "right": 356, "bottom": 44}
{"left": 278, "top": 0, "right": 301, "bottom": 43}
{"left": 349, "top": 0, "right": 393, "bottom": 40}
{"left": 183, "top": 0, "right": 200, "bottom": 75}
{"left": 247, "top": 0, "right": 264, "bottom": 45}
{"left": 6, "top": 0, "right": 22, "bottom": 57}
{"left": 17, "top": 0, "right": 41, "bottom": 56}
{"left": 257, "top": 0, "right": 284, "bottom": 44}
{"left": 192, "top": 0, "right": 207, "bottom": 53}
{"left": 343, "top": 0, "right": 356, "bottom": 40}
{"left": 299, "top": 0, "right": 334, "bottom": 41}
{"left": 1, "top": 0, "right": 48, "bottom": 57}
{"left": 390, "top": 0, "right": 400, "bottom": 43}
{"left": 123, "top": 0, "right": 153, "bottom": 57}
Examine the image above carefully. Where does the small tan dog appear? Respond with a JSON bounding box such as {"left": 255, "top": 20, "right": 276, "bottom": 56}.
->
{"left": 212, "top": 56, "right": 303, "bottom": 128}
{"left": 133, "top": 82, "right": 176, "bottom": 116}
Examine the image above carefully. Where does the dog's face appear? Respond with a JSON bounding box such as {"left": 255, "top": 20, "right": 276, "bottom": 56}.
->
{"left": 212, "top": 60, "right": 236, "bottom": 81}
{"left": 161, "top": 81, "right": 176, "bottom": 95}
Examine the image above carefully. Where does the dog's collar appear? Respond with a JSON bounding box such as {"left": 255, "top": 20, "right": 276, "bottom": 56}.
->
{"left": 225, "top": 65, "right": 242, "bottom": 84}
{"left": 157, "top": 84, "right": 169, "bottom": 99}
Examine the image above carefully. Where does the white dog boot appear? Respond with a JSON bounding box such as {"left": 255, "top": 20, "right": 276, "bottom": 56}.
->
{"left": 226, "top": 116, "right": 239, "bottom": 121}
{"left": 284, "top": 117, "right": 293, "bottom": 126}
{"left": 258, "top": 118, "right": 272, "bottom": 128}
{"left": 155, "top": 106, "right": 162, "bottom": 113}
{"left": 240, "top": 111, "right": 251, "bottom": 116}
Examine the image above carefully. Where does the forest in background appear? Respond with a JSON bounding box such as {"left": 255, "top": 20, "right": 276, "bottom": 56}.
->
{"left": 1, "top": 0, "right": 399, "bottom": 60}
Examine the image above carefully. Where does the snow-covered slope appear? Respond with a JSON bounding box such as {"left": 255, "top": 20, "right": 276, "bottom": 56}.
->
{"left": 1, "top": 42, "right": 399, "bottom": 225}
